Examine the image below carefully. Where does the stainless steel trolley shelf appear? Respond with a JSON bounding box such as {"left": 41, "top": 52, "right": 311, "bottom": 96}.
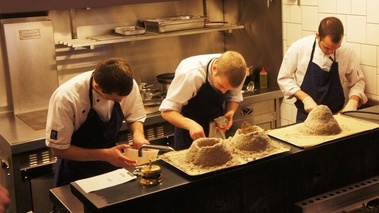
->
{"left": 58, "top": 25, "right": 244, "bottom": 49}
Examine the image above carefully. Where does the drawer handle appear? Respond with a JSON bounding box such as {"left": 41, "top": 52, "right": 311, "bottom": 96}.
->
{"left": 240, "top": 107, "right": 253, "bottom": 116}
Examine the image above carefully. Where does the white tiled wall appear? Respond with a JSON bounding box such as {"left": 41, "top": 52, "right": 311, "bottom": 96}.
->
{"left": 280, "top": 0, "right": 379, "bottom": 126}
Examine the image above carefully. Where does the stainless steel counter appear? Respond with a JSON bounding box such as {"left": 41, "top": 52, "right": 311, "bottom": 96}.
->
{"left": 0, "top": 112, "right": 47, "bottom": 154}
{"left": 64, "top": 126, "right": 379, "bottom": 213}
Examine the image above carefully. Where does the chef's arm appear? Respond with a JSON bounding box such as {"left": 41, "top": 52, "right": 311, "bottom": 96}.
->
{"left": 348, "top": 95, "right": 360, "bottom": 103}
{"left": 294, "top": 90, "right": 317, "bottom": 113}
{"left": 161, "top": 110, "right": 205, "bottom": 140}
{"left": 127, "top": 121, "right": 150, "bottom": 149}
{"left": 341, "top": 95, "right": 361, "bottom": 112}
{"left": 294, "top": 90, "right": 309, "bottom": 101}
{"left": 224, "top": 101, "right": 239, "bottom": 128}
{"left": 51, "top": 143, "right": 136, "bottom": 167}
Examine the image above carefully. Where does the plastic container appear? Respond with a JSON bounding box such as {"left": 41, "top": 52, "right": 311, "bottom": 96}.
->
{"left": 259, "top": 67, "right": 268, "bottom": 88}
{"left": 123, "top": 148, "right": 159, "bottom": 165}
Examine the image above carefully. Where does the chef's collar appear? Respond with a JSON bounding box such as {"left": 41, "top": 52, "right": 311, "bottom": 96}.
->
{"left": 207, "top": 57, "right": 218, "bottom": 85}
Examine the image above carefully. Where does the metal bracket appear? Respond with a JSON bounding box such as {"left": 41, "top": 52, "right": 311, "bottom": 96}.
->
{"left": 69, "top": 9, "right": 77, "bottom": 39}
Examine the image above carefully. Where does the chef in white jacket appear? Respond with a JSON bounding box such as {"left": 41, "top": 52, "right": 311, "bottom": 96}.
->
{"left": 45, "top": 58, "right": 149, "bottom": 187}
{"left": 277, "top": 16, "right": 367, "bottom": 122}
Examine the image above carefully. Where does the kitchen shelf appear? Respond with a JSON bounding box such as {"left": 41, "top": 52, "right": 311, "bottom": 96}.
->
{"left": 58, "top": 25, "right": 244, "bottom": 49}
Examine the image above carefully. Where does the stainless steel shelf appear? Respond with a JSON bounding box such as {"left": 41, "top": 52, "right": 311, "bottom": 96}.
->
{"left": 58, "top": 25, "right": 244, "bottom": 49}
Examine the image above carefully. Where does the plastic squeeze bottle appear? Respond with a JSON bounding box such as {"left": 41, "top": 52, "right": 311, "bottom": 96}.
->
{"left": 259, "top": 67, "right": 267, "bottom": 88}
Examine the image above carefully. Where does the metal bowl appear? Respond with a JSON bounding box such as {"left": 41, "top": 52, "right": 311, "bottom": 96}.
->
{"left": 156, "top": 73, "right": 174, "bottom": 91}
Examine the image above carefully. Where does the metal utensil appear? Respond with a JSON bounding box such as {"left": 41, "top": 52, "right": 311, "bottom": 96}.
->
{"left": 138, "top": 144, "right": 175, "bottom": 157}
{"left": 246, "top": 81, "right": 255, "bottom": 92}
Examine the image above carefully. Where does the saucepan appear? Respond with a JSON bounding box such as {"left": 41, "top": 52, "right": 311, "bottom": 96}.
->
{"left": 156, "top": 73, "right": 175, "bottom": 92}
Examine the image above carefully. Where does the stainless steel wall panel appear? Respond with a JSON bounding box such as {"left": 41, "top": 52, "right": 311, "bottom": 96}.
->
{"left": 224, "top": 0, "right": 283, "bottom": 88}
{"left": 1, "top": 18, "right": 58, "bottom": 114}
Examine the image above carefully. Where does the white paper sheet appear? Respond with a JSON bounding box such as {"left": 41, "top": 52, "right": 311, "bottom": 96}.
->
{"left": 75, "top": 168, "right": 137, "bottom": 193}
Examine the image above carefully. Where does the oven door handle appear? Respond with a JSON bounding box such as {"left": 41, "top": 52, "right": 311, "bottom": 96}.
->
{"left": 20, "top": 162, "right": 55, "bottom": 180}
{"left": 240, "top": 106, "right": 254, "bottom": 116}
{"left": 0, "top": 155, "right": 9, "bottom": 170}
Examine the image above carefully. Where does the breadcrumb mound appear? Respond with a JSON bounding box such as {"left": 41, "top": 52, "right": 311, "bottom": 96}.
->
{"left": 230, "top": 122, "right": 270, "bottom": 152}
{"left": 161, "top": 122, "right": 289, "bottom": 175}
{"left": 301, "top": 105, "right": 342, "bottom": 135}
{"left": 186, "top": 138, "right": 232, "bottom": 167}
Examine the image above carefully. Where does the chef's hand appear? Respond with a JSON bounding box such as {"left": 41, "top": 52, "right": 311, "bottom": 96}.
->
{"left": 302, "top": 96, "right": 317, "bottom": 113}
{"left": 108, "top": 144, "right": 137, "bottom": 167}
{"left": 127, "top": 121, "right": 150, "bottom": 149}
{"left": 189, "top": 122, "right": 206, "bottom": 140}
{"left": 0, "top": 184, "right": 10, "bottom": 213}
{"left": 131, "top": 136, "right": 150, "bottom": 150}
{"left": 341, "top": 99, "right": 359, "bottom": 112}
{"left": 215, "top": 112, "right": 233, "bottom": 131}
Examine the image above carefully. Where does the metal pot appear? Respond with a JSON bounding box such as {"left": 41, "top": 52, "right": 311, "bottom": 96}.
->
{"left": 139, "top": 83, "right": 162, "bottom": 101}
{"left": 156, "top": 73, "right": 175, "bottom": 92}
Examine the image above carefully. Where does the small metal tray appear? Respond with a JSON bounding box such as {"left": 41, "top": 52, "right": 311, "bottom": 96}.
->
{"left": 115, "top": 26, "right": 146, "bottom": 36}
{"left": 141, "top": 15, "right": 206, "bottom": 33}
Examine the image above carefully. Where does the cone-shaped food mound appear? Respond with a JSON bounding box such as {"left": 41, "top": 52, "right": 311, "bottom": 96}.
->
{"left": 186, "top": 137, "right": 232, "bottom": 167}
{"left": 230, "top": 122, "right": 270, "bottom": 152}
{"left": 302, "top": 105, "right": 342, "bottom": 135}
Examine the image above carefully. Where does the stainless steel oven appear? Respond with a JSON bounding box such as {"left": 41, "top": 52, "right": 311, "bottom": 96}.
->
{"left": 0, "top": 142, "right": 56, "bottom": 213}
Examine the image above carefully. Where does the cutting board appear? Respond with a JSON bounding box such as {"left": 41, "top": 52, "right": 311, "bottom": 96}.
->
{"left": 267, "top": 114, "right": 379, "bottom": 148}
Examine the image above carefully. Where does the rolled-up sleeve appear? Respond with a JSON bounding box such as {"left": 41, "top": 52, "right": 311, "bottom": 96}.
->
{"left": 343, "top": 47, "right": 368, "bottom": 105}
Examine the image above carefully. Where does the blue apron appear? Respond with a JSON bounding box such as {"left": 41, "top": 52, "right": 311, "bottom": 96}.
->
{"left": 174, "top": 59, "right": 227, "bottom": 150}
{"left": 54, "top": 76, "right": 124, "bottom": 187}
{"left": 295, "top": 39, "right": 345, "bottom": 122}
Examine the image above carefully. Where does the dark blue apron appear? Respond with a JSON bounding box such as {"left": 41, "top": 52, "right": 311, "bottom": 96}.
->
{"left": 174, "top": 59, "right": 227, "bottom": 150}
{"left": 54, "top": 76, "right": 124, "bottom": 187}
{"left": 295, "top": 39, "right": 345, "bottom": 122}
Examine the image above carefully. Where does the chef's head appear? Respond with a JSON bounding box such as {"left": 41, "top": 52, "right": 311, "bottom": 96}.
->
{"left": 92, "top": 57, "right": 134, "bottom": 102}
{"left": 212, "top": 51, "right": 247, "bottom": 94}
{"left": 316, "top": 17, "right": 344, "bottom": 55}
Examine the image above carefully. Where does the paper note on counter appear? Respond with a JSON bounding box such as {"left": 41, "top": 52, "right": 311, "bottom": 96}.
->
{"left": 75, "top": 168, "right": 136, "bottom": 193}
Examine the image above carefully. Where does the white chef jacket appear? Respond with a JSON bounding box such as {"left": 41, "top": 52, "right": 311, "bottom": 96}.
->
{"left": 277, "top": 35, "right": 367, "bottom": 104}
{"left": 159, "top": 54, "right": 244, "bottom": 112}
{"left": 45, "top": 71, "right": 146, "bottom": 150}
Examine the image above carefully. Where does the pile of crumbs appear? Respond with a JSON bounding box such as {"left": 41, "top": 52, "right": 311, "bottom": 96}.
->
{"left": 300, "top": 105, "right": 342, "bottom": 135}
{"left": 161, "top": 122, "right": 289, "bottom": 176}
